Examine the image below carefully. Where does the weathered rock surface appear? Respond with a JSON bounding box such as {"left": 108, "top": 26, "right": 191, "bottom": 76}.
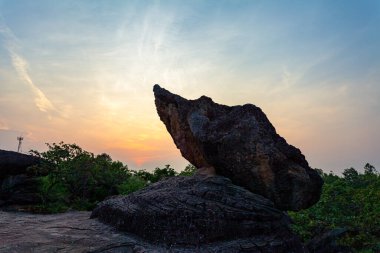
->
{"left": 1, "top": 175, "right": 41, "bottom": 205}
{"left": 153, "top": 85, "right": 323, "bottom": 211}
{"left": 2, "top": 207, "right": 293, "bottom": 253}
{"left": 0, "top": 150, "right": 41, "bottom": 206}
{"left": 0, "top": 210, "right": 155, "bottom": 253}
{"left": 0, "top": 150, "right": 40, "bottom": 179}
{"left": 0, "top": 209, "right": 351, "bottom": 253}
{"left": 92, "top": 175, "right": 306, "bottom": 252}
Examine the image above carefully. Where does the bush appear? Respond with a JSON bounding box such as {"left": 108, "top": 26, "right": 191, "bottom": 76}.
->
{"left": 133, "top": 164, "right": 178, "bottom": 183}
{"left": 29, "top": 142, "right": 129, "bottom": 212}
{"left": 179, "top": 164, "right": 197, "bottom": 176}
{"left": 289, "top": 164, "right": 380, "bottom": 252}
{"left": 117, "top": 176, "right": 147, "bottom": 195}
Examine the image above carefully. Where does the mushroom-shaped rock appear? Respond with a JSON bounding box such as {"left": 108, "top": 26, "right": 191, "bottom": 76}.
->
{"left": 153, "top": 84, "right": 323, "bottom": 211}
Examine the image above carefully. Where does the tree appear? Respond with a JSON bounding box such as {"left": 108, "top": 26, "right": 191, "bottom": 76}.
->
{"left": 342, "top": 167, "right": 359, "bottom": 182}
{"left": 29, "top": 142, "right": 129, "bottom": 212}
{"left": 179, "top": 164, "right": 197, "bottom": 176}
{"left": 289, "top": 164, "right": 380, "bottom": 252}
{"left": 364, "top": 163, "right": 377, "bottom": 175}
{"left": 151, "top": 165, "right": 177, "bottom": 182}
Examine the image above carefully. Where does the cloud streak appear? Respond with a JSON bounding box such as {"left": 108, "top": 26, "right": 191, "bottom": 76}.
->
{"left": 0, "top": 20, "right": 56, "bottom": 113}
{"left": 9, "top": 51, "right": 55, "bottom": 112}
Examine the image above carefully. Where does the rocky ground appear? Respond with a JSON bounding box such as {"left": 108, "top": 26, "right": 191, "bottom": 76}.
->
{"left": 0, "top": 210, "right": 154, "bottom": 253}
{"left": 0, "top": 210, "right": 307, "bottom": 253}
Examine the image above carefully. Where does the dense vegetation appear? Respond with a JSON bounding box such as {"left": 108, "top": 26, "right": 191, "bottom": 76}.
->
{"left": 28, "top": 142, "right": 195, "bottom": 213}
{"left": 289, "top": 164, "right": 380, "bottom": 252}
{"left": 28, "top": 142, "right": 379, "bottom": 252}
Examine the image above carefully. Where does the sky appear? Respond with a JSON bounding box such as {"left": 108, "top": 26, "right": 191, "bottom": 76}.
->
{"left": 0, "top": 0, "right": 379, "bottom": 174}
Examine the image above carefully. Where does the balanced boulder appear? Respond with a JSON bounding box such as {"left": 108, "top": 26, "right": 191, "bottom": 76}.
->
{"left": 153, "top": 85, "right": 322, "bottom": 211}
{"left": 91, "top": 85, "right": 323, "bottom": 252}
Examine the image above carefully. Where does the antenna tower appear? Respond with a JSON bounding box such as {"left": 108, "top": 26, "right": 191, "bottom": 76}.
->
{"left": 17, "top": 136, "right": 23, "bottom": 153}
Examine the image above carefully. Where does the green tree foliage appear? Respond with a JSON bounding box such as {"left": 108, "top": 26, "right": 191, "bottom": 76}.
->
{"left": 28, "top": 142, "right": 197, "bottom": 213}
{"left": 289, "top": 165, "right": 380, "bottom": 252}
{"left": 117, "top": 176, "right": 147, "bottom": 195}
{"left": 178, "top": 164, "right": 197, "bottom": 176}
{"left": 133, "top": 164, "right": 178, "bottom": 183}
{"left": 117, "top": 164, "right": 195, "bottom": 195}
{"left": 29, "top": 142, "right": 129, "bottom": 212}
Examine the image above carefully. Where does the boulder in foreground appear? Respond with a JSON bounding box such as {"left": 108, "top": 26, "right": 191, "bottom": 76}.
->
{"left": 92, "top": 175, "right": 306, "bottom": 252}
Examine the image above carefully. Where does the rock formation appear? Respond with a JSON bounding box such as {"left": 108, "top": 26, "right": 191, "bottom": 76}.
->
{"left": 0, "top": 150, "right": 40, "bottom": 179}
{"left": 92, "top": 175, "right": 306, "bottom": 252}
{"left": 153, "top": 84, "right": 322, "bottom": 211}
{"left": 90, "top": 85, "right": 324, "bottom": 252}
{"left": 0, "top": 150, "right": 41, "bottom": 206}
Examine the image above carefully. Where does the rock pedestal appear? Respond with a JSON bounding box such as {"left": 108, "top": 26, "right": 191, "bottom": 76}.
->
{"left": 92, "top": 175, "right": 306, "bottom": 252}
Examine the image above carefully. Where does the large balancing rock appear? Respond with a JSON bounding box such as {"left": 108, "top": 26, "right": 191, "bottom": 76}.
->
{"left": 153, "top": 85, "right": 322, "bottom": 211}
{"left": 91, "top": 175, "right": 306, "bottom": 252}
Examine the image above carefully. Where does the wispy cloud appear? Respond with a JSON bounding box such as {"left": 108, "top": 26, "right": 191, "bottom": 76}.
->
{"left": 0, "top": 19, "right": 56, "bottom": 113}
{"left": 9, "top": 52, "right": 55, "bottom": 112}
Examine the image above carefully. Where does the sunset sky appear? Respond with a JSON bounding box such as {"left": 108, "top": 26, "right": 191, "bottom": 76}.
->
{"left": 1, "top": 0, "right": 379, "bottom": 173}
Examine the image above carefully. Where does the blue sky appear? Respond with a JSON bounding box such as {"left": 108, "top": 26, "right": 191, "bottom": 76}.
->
{"left": 0, "top": 0, "right": 379, "bottom": 173}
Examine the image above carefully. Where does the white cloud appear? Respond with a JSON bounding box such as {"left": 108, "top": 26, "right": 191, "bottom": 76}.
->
{"left": 0, "top": 20, "right": 56, "bottom": 113}
{"left": 9, "top": 51, "right": 55, "bottom": 112}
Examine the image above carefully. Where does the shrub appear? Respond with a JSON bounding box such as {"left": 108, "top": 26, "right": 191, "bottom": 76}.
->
{"left": 289, "top": 165, "right": 380, "bottom": 252}
{"left": 178, "top": 164, "right": 197, "bottom": 176}
{"left": 117, "top": 176, "right": 147, "bottom": 195}
{"left": 29, "top": 142, "right": 129, "bottom": 212}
